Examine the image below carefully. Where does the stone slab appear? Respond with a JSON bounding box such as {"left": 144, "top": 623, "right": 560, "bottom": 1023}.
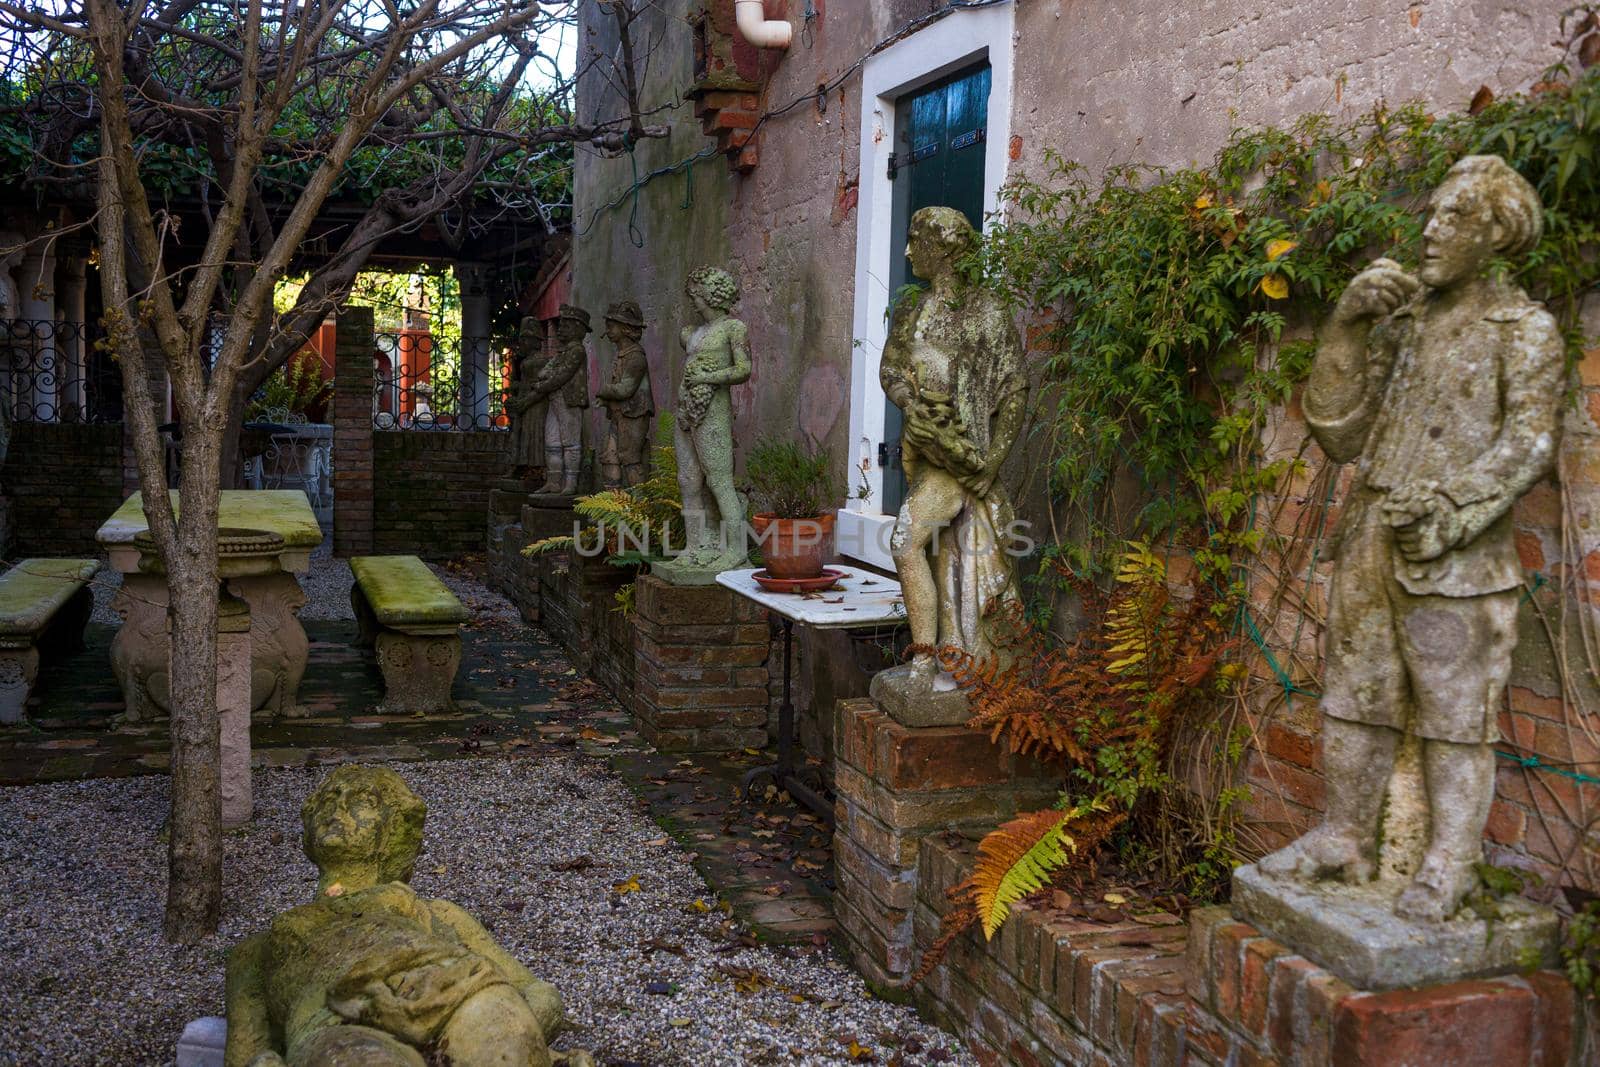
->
{"left": 176, "top": 1015, "right": 226, "bottom": 1067}
{"left": 0, "top": 558, "right": 98, "bottom": 637}
{"left": 1232, "top": 862, "right": 1560, "bottom": 991}
{"left": 651, "top": 552, "right": 747, "bottom": 587}
{"left": 869, "top": 666, "right": 971, "bottom": 727}
{"left": 526, "top": 491, "right": 577, "bottom": 509}
{"left": 349, "top": 555, "right": 468, "bottom": 628}
{"left": 717, "top": 567, "right": 905, "bottom": 629}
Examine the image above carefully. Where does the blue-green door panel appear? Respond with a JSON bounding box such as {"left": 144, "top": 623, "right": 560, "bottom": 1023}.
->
{"left": 882, "top": 62, "right": 991, "bottom": 516}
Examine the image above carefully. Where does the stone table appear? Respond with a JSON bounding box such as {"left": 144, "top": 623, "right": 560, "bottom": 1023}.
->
{"left": 97, "top": 490, "right": 324, "bottom": 720}
{"left": 716, "top": 567, "right": 906, "bottom": 821}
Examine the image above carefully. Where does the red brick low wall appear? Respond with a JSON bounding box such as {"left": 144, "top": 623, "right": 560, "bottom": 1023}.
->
{"left": 373, "top": 431, "right": 511, "bottom": 558}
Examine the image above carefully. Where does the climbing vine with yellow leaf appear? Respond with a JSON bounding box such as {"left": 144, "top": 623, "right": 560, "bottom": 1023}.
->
{"left": 974, "top": 34, "right": 1600, "bottom": 585}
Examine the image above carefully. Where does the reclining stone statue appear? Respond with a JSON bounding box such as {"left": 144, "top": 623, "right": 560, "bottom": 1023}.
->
{"left": 225, "top": 765, "right": 592, "bottom": 1067}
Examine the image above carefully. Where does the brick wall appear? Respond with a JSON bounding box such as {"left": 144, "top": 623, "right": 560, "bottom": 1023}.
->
{"left": 911, "top": 843, "right": 1581, "bottom": 1067}
{"left": 4, "top": 422, "right": 124, "bottom": 556}
{"left": 372, "top": 431, "right": 511, "bottom": 557}
{"left": 332, "top": 306, "right": 375, "bottom": 557}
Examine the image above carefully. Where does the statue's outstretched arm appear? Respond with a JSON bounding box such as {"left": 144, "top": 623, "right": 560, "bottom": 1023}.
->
{"left": 427, "top": 899, "right": 565, "bottom": 1037}
{"left": 223, "top": 933, "right": 281, "bottom": 1067}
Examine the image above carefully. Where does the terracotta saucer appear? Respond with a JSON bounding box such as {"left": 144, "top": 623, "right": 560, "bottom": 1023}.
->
{"left": 752, "top": 567, "right": 847, "bottom": 593}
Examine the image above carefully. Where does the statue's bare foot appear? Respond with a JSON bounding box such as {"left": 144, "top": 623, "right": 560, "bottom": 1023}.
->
{"left": 1257, "top": 826, "right": 1373, "bottom": 883}
{"left": 1395, "top": 855, "right": 1475, "bottom": 923}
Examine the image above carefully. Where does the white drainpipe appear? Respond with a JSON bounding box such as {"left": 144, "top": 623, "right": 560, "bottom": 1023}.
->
{"left": 734, "top": 0, "right": 792, "bottom": 49}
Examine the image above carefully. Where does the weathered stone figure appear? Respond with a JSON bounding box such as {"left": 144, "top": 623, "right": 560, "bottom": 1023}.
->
{"left": 870, "top": 207, "right": 1027, "bottom": 720}
{"left": 654, "top": 266, "right": 752, "bottom": 584}
{"left": 506, "top": 314, "right": 550, "bottom": 477}
{"left": 596, "top": 300, "right": 655, "bottom": 487}
{"left": 1257, "top": 156, "right": 1563, "bottom": 923}
{"left": 531, "top": 305, "right": 591, "bottom": 496}
{"left": 225, "top": 765, "right": 592, "bottom": 1067}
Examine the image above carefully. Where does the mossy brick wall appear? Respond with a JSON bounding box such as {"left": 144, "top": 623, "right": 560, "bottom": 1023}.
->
{"left": 910, "top": 853, "right": 1581, "bottom": 1067}
{"left": 4, "top": 422, "right": 124, "bottom": 556}
{"left": 372, "top": 431, "right": 510, "bottom": 558}
{"left": 832, "top": 697, "right": 1058, "bottom": 990}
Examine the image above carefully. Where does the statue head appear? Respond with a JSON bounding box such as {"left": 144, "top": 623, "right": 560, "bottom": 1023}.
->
{"left": 686, "top": 267, "right": 738, "bottom": 320}
{"left": 604, "top": 299, "right": 645, "bottom": 343}
{"left": 555, "top": 304, "right": 591, "bottom": 344}
{"left": 1420, "top": 155, "right": 1542, "bottom": 289}
{"left": 517, "top": 314, "right": 543, "bottom": 356}
{"left": 906, "top": 206, "right": 977, "bottom": 282}
{"left": 301, "top": 765, "right": 427, "bottom": 893}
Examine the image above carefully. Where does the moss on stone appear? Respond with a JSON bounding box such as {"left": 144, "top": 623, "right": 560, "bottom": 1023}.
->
{"left": 100, "top": 491, "right": 323, "bottom": 548}
{"left": 0, "top": 559, "right": 98, "bottom": 636}
{"left": 350, "top": 555, "right": 469, "bottom": 628}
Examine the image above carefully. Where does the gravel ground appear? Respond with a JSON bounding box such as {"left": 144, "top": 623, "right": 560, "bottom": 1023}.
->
{"left": 0, "top": 760, "right": 969, "bottom": 1067}
{"left": 7, "top": 554, "right": 971, "bottom": 1066}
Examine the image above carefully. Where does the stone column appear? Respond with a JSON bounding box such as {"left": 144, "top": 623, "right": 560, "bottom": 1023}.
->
{"left": 218, "top": 593, "right": 253, "bottom": 828}
{"left": 456, "top": 262, "right": 490, "bottom": 429}
{"left": 55, "top": 254, "right": 87, "bottom": 421}
{"left": 332, "top": 306, "right": 375, "bottom": 556}
{"left": 17, "top": 246, "right": 56, "bottom": 421}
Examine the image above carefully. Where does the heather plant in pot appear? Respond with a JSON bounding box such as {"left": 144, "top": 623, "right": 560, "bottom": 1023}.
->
{"left": 745, "top": 436, "right": 840, "bottom": 579}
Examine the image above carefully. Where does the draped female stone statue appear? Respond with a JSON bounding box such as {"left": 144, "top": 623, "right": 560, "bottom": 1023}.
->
{"left": 869, "top": 207, "right": 1028, "bottom": 725}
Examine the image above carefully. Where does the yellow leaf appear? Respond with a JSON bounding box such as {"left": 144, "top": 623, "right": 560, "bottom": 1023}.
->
{"left": 1265, "top": 238, "right": 1298, "bottom": 261}
{"left": 687, "top": 898, "right": 712, "bottom": 913}
{"left": 1260, "top": 274, "right": 1290, "bottom": 300}
{"left": 325, "top": 882, "right": 345, "bottom": 898}
{"left": 1194, "top": 194, "right": 1213, "bottom": 210}
{"left": 1104, "top": 892, "right": 1128, "bottom": 905}
{"left": 613, "top": 875, "right": 642, "bottom": 895}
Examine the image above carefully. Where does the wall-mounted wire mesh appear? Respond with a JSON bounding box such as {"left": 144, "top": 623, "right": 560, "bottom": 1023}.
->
{"left": 0, "top": 319, "right": 121, "bottom": 423}
{"left": 372, "top": 330, "right": 510, "bottom": 431}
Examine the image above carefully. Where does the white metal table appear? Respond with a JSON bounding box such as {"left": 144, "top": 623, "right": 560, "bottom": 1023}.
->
{"left": 716, "top": 567, "right": 907, "bottom": 821}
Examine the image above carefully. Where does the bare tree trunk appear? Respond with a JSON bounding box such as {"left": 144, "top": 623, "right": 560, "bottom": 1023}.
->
{"left": 163, "top": 434, "right": 224, "bottom": 942}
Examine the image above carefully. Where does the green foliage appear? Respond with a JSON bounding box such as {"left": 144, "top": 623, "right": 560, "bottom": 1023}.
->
{"left": 1563, "top": 899, "right": 1600, "bottom": 999}
{"left": 523, "top": 414, "right": 684, "bottom": 611}
{"left": 976, "top": 59, "right": 1600, "bottom": 581}
{"left": 743, "top": 436, "right": 840, "bottom": 518}
{"left": 244, "top": 357, "right": 331, "bottom": 422}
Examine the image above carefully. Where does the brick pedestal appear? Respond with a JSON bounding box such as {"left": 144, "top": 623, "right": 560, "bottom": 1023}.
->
{"left": 332, "top": 307, "right": 375, "bottom": 557}
{"left": 631, "top": 573, "right": 769, "bottom": 752}
{"left": 832, "top": 696, "right": 1059, "bottom": 990}
{"left": 1184, "top": 907, "right": 1578, "bottom": 1067}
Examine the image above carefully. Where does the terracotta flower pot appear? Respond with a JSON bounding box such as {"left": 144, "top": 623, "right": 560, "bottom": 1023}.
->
{"left": 752, "top": 512, "right": 835, "bottom": 579}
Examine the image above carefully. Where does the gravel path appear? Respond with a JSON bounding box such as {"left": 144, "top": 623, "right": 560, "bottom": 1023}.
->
{"left": 0, "top": 760, "right": 967, "bottom": 1066}
{"left": 6, "top": 552, "right": 971, "bottom": 1066}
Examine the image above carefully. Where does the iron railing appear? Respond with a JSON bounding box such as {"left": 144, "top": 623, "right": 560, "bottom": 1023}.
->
{"left": 0, "top": 319, "right": 121, "bottom": 424}
{"left": 372, "top": 330, "right": 509, "bottom": 431}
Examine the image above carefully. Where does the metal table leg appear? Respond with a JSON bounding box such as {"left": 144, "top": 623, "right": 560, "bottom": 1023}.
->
{"left": 741, "top": 615, "right": 834, "bottom": 823}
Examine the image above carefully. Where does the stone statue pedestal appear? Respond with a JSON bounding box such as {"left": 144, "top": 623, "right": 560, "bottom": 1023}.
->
{"left": 868, "top": 664, "right": 969, "bottom": 727}
{"left": 1231, "top": 862, "right": 1559, "bottom": 990}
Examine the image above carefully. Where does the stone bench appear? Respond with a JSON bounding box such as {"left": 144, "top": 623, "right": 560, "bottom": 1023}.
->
{"left": 349, "top": 555, "right": 468, "bottom": 714}
{"left": 0, "top": 558, "right": 99, "bottom": 723}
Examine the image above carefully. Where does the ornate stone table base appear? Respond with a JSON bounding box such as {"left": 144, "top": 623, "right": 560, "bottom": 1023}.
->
{"left": 1232, "top": 862, "right": 1559, "bottom": 990}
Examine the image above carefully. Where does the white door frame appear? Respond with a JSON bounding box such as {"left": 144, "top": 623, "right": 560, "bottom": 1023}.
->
{"left": 837, "top": 2, "right": 1015, "bottom": 571}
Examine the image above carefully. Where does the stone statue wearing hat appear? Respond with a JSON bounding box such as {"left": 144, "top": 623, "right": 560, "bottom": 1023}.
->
{"left": 596, "top": 300, "right": 655, "bottom": 488}
{"left": 1240, "top": 156, "right": 1565, "bottom": 954}
{"left": 224, "top": 765, "right": 594, "bottom": 1067}
{"left": 506, "top": 314, "right": 550, "bottom": 479}
{"left": 530, "top": 305, "right": 591, "bottom": 496}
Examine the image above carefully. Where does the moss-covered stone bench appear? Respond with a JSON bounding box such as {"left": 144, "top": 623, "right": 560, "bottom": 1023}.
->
{"left": 349, "top": 555, "right": 468, "bottom": 714}
{"left": 0, "top": 558, "right": 98, "bottom": 723}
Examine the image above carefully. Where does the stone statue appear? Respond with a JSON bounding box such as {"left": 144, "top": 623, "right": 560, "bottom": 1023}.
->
{"left": 653, "top": 267, "right": 753, "bottom": 585}
{"left": 1254, "top": 155, "right": 1564, "bottom": 926}
{"left": 596, "top": 300, "right": 655, "bottom": 488}
{"left": 531, "top": 305, "right": 591, "bottom": 496}
{"left": 869, "top": 207, "right": 1027, "bottom": 725}
{"left": 507, "top": 314, "right": 550, "bottom": 478}
{"left": 225, "top": 765, "right": 592, "bottom": 1067}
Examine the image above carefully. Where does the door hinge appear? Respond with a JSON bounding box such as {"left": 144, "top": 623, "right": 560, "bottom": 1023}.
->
{"left": 951, "top": 126, "right": 987, "bottom": 152}
{"left": 877, "top": 441, "right": 902, "bottom": 468}
{"left": 887, "top": 141, "right": 939, "bottom": 180}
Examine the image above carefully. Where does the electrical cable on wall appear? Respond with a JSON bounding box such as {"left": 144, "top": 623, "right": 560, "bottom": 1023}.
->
{"left": 572, "top": 0, "right": 1013, "bottom": 240}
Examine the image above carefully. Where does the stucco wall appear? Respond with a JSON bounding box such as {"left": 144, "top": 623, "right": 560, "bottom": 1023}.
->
{"left": 575, "top": 0, "right": 1596, "bottom": 891}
